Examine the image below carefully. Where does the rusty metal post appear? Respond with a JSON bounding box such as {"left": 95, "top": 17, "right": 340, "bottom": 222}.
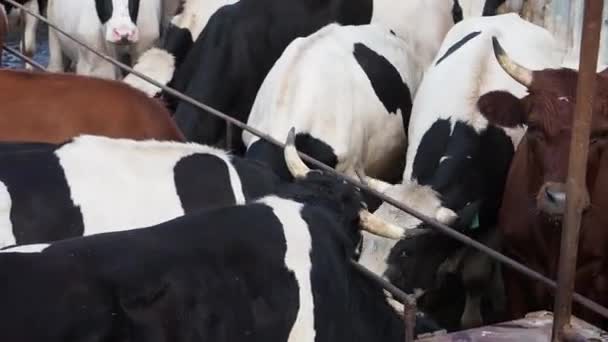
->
{"left": 404, "top": 295, "right": 417, "bottom": 342}
{"left": 551, "top": 1, "right": 604, "bottom": 341}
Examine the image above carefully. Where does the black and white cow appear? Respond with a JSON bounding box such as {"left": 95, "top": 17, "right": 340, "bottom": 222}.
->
{"left": 0, "top": 129, "right": 436, "bottom": 341}
{"left": 46, "top": 0, "right": 166, "bottom": 79}
{"left": 451, "top": 0, "right": 511, "bottom": 23}
{"left": 357, "top": 13, "right": 565, "bottom": 330}
{"left": 0, "top": 135, "right": 281, "bottom": 248}
{"left": 242, "top": 22, "right": 432, "bottom": 188}
{"left": 123, "top": 0, "right": 237, "bottom": 95}
{"left": 124, "top": 0, "right": 455, "bottom": 152}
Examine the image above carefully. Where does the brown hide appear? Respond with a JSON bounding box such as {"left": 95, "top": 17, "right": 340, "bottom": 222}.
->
{"left": 0, "top": 69, "right": 185, "bottom": 143}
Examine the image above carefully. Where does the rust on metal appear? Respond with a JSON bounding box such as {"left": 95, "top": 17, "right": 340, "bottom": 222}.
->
{"left": 551, "top": 0, "right": 605, "bottom": 341}
{"left": 417, "top": 311, "right": 608, "bottom": 341}
{"left": 404, "top": 295, "right": 417, "bottom": 342}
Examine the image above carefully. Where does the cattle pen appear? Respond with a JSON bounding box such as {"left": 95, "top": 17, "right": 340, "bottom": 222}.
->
{"left": 2, "top": 0, "right": 607, "bottom": 340}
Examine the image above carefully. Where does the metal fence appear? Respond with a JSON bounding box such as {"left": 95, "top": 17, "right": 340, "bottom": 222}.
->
{"left": 2, "top": 0, "right": 606, "bottom": 341}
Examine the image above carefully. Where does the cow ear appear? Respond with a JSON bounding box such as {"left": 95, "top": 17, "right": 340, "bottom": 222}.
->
{"left": 477, "top": 90, "right": 527, "bottom": 128}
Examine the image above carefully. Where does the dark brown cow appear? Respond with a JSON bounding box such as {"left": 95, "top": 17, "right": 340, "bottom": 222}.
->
{"left": 476, "top": 37, "right": 608, "bottom": 327}
{"left": 0, "top": 69, "right": 185, "bottom": 143}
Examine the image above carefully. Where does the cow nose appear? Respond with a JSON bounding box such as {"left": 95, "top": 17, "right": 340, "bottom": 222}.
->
{"left": 111, "top": 28, "right": 137, "bottom": 44}
{"left": 537, "top": 182, "right": 567, "bottom": 217}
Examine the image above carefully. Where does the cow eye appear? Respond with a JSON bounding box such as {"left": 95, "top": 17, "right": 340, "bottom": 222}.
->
{"left": 590, "top": 130, "right": 608, "bottom": 145}
{"left": 527, "top": 124, "right": 545, "bottom": 140}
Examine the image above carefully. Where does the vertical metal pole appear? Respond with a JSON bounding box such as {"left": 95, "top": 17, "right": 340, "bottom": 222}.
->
{"left": 551, "top": 1, "right": 604, "bottom": 341}
{"left": 404, "top": 295, "right": 416, "bottom": 342}
{"left": 225, "top": 122, "right": 233, "bottom": 151}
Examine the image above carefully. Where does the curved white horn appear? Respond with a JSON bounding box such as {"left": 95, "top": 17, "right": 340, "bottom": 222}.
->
{"left": 355, "top": 168, "right": 393, "bottom": 193}
{"left": 364, "top": 176, "right": 393, "bottom": 194}
{"left": 492, "top": 36, "right": 533, "bottom": 87}
{"left": 284, "top": 127, "right": 310, "bottom": 178}
{"left": 359, "top": 210, "right": 406, "bottom": 239}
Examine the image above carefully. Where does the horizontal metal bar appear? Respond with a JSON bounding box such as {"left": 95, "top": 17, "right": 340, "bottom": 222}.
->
{"left": 6, "top": 0, "right": 608, "bottom": 321}
{"left": 2, "top": 44, "right": 46, "bottom": 71}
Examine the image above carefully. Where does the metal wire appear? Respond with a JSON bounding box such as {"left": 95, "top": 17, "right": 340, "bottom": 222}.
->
{"left": 6, "top": 0, "right": 608, "bottom": 321}
{"left": 2, "top": 45, "right": 46, "bottom": 71}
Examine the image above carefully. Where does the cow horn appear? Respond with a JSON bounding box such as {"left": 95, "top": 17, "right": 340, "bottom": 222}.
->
{"left": 359, "top": 210, "right": 408, "bottom": 239}
{"left": 492, "top": 36, "right": 533, "bottom": 87}
{"left": 355, "top": 168, "right": 393, "bottom": 193}
{"left": 284, "top": 127, "right": 310, "bottom": 178}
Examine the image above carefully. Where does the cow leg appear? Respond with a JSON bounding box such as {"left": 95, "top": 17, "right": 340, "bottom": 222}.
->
{"left": 461, "top": 290, "right": 482, "bottom": 329}
{"left": 20, "top": 0, "right": 38, "bottom": 70}
{"left": 460, "top": 250, "right": 495, "bottom": 329}
{"left": 76, "top": 50, "right": 119, "bottom": 80}
{"left": 46, "top": 21, "right": 64, "bottom": 72}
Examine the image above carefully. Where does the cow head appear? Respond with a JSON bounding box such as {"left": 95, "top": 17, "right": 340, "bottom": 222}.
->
{"left": 282, "top": 127, "right": 427, "bottom": 243}
{"left": 95, "top": 0, "right": 140, "bottom": 44}
{"left": 477, "top": 37, "right": 608, "bottom": 220}
{"left": 452, "top": 0, "right": 507, "bottom": 23}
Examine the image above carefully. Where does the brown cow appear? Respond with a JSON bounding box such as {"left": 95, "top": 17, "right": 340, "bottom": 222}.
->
{"left": 0, "top": 69, "right": 185, "bottom": 143}
{"left": 476, "top": 37, "right": 608, "bottom": 328}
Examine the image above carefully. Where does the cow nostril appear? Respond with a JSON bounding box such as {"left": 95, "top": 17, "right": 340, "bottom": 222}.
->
{"left": 545, "top": 187, "right": 556, "bottom": 203}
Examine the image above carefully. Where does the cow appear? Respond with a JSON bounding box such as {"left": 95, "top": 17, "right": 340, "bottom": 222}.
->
{"left": 0, "top": 0, "right": 45, "bottom": 70}
{"left": 242, "top": 22, "right": 432, "bottom": 192}
{"left": 356, "top": 13, "right": 564, "bottom": 330}
{"left": 0, "top": 129, "right": 436, "bottom": 341}
{"left": 475, "top": 37, "right": 608, "bottom": 328}
{"left": 0, "top": 134, "right": 281, "bottom": 248}
{"left": 0, "top": 68, "right": 184, "bottom": 143}
{"left": 46, "top": 0, "right": 164, "bottom": 79}
{"left": 150, "top": 0, "right": 454, "bottom": 152}
{"left": 451, "top": 0, "right": 510, "bottom": 23}
{"left": 123, "top": 0, "right": 238, "bottom": 96}
{"left": 0, "top": 3, "right": 6, "bottom": 64}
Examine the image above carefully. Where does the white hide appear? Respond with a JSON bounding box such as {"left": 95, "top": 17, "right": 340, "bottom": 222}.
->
{"left": 358, "top": 183, "right": 446, "bottom": 276}
{"left": 0, "top": 182, "right": 15, "bottom": 247}
{"left": 123, "top": 0, "right": 240, "bottom": 95}
{"left": 243, "top": 23, "right": 424, "bottom": 180}
{"left": 370, "top": 0, "right": 454, "bottom": 69}
{"left": 457, "top": 0, "right": 488, "bottom": 17}
{"left": 3, "top": 0, "right": 39, "bottom": 70}
{"left": 122, "top": 47, "right": 176, "bottom": 96}
{"left": 53, "top": 135, "right": 245, "bottom": 236}
{"left": 0, "top": 243, "right": 49, "bottom": 253}
{"left": 261, "top": 196, "right": 316, "bottom": 342}
{"left": 20, "top": 0, "right": 39, "bottom": 70}
{"left": 46, "top": 0, "right": 162, "bottom": 79}
{"left": 0, "top": 135, "right": 246, "bottom": 248}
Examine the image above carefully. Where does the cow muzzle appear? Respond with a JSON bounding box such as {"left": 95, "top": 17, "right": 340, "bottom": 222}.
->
{"left": 537, "top": 182, "right": 567, "bottom": 217}
{"left": 537, "top": 182, "right": 591, "bottom": 222}
{"left": 106, "top": 19, "right": 139, "bottom": 45}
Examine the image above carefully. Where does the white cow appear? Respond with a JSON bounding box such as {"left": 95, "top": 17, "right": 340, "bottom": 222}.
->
{"left": 242, "top": 24, "right": 420, "bottom": 184}
{"left": 46, "top": 0, "right": 163, "bottom": 79}
{"left": 241, "top": 0, "right": 454, "bottom": 185}
{"left": 123, "top": 0, "right": 240, "bottom": 96}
